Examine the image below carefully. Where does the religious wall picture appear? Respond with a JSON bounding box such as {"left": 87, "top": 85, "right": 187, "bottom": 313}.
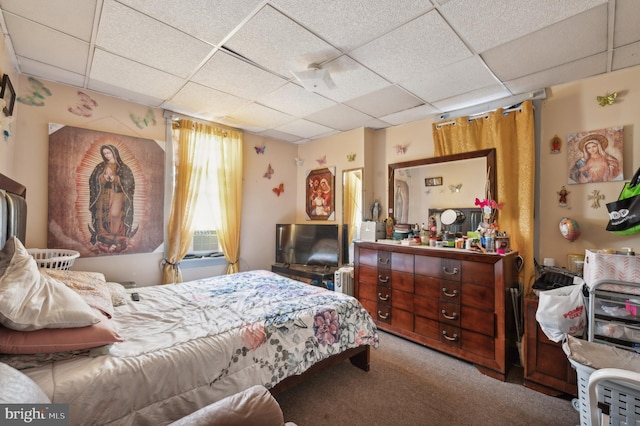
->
{"left": 306, "top": 167, "right": 335, "bottom": 221}
{"left": 567, "top": 126, "right": 624, "bottom": 184}
{"left": 47, "top": 123, "right": 165, "bottom": 256}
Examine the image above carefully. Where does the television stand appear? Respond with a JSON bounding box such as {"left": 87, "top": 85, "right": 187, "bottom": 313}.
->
{"left": 271, "top": 263, "right": 337, "bottom": 289}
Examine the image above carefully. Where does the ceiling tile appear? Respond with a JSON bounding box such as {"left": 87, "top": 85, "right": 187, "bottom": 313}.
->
{"left": 350, "top": 10, "right": 472, "bottom": 83}
{"left": 193, "top": 51, "right": 287, "bottom": 100}
{"left": 228, "top": 102, "right": 297, "bottom": 130}
{"left": 401, "top": 56, "right": 499, "bottom": 103}
{"left": 345, "top": 85, "right": 424, "bottom": 117}
{"left": 504, "top": 53, "right": 608, "bottom": 94}
{"left": 380, "top": 104, "right": 440, "bottom": 126}
{"left": 256, "top": 129, "right": 303, "bottom": 143}
{"left": 4, "top": 14, "right": 89, "bottom": 74}
{"left": 305, "top": 104, "right": 373, "bottom": 131}
{"left": 612, "top": 41, "right": 640, "bottom": 70}
{"left": 116, "top": 0, "right": 264, "bottom": 45}
{"left": 17, "top": 57, "right": 85, "bottom": 87}
{"left": 439, "top": 0, "right": 607, "bottom": 53}
{"left": 431, "top": 84, "right": 512, "bottom": 113}
{"left": 275, "top": 119, "right": 335, "bottom": 139}
{"left": 482, "top": 5, "right": 608, "bottom": 81}
{"left": 316, "top": 55, "right": 392, "bottom": 102}
{"left": 613, "top": 0, "right": 640, "bottom": 48}
{"left": 224, "top": 5, "right": 341, "bottom": 78}
{"left": 167, "top": 82, "right": 251, "bottom": 119}
{"left": 0, "top": 0, "right": 96, "bottom": 40}
{"left": 269, "top": 0, "right": 434, "bottom": 51}
{"left": 96, "top": 0, "right": 213, "bottom": 78}
{"left": 89, "top": 49, "right": 184, "bottom": 100}
{"left": 257, "top": 83, "right": 336, "bottom": 117}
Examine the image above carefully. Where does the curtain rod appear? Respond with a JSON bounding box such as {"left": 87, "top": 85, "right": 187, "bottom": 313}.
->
{"left": 162, "top": 109, "right": 240, "bottom": 133}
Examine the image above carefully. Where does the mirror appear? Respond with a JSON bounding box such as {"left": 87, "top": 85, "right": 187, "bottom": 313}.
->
{"left": 389, "top": 149, "right": 496, "bottom": 226}
{"left": 343, "top": 168, "right": 363, "bottom": 248}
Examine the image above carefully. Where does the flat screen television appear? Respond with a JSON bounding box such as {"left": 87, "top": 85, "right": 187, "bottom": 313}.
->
{"left": 275, "top": 224, "right": 348, "bottom": 266}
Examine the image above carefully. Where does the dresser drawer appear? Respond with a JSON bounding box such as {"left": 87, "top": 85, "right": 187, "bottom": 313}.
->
{"left": 392, "top": 288, "right": 413, "bottom": 312}
{"left": 358, "top": 264, "right": 378, "bottom": 285}
{"left": 440, "top": 259, "right": 462, "bottom": 281}
{"left": 377, "top": 250, "right": 391, "bottom": 269}
{"left": 358, "top": 248, "right": 379, "bottom": 267}
{"left": 440, "top": 324, "right": 461, "bottom": 348}
{"left": 461, "top": 261, "right": 495, "bottom": 287}
{"left": 415, "top": 255, "right": 440, "bottom": 276}
{"left": 461, "top": 282, "right": 495, "bottom": 311}
{"left": 392, "top": 307, "right": 414, "bottom": 330}
{"left": 376, "top": 284, "right": 391, "bottom": 303}
{"left": 375, "top": 303, "right": 391, "bottom": 324}
{"left": 440, "top": 281, "right": 461, "bottom": 300}
{"left": 414, "top": 295, "right": 438, "bottom": 320}
{"left": 414, "top": 275, "right": 439, "bottom": 298}
{"left": 391, "top": 252, "right": 414, "bottom": 273}
{"left": 461, "top": 306, "right": 495, "bottom": 336}
{"left": 392, "top": 270, "right": 414, "bottom": 293}
{"left": 460, "top": 329, "right": 495, "bottom": 360}
{"left": 415, "top": 315, "right": 440, "bottom": 340}
{"left": 358, "top": 280, "right": 377, "bottom": 302}
{"left": 439, "top": 301, "right": 460, "bottom": 326}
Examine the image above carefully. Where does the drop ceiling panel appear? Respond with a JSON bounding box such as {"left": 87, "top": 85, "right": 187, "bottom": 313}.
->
{"left": 612, "top": 42, "right": 640, "bottom": 71}
{"left": 96, "top": 0, "right": 213, "bottom": 78}
{"left": 0, "top": 0, "right": 96, "bottom": 40}
{"left": 345, "top": 85, "right": 424, "bottom": 117}
{"left": 439, "top": 0, "right": 606, "bottom": 53}
{"left": 482, "top": 5, "right": 608, "bottom": 81}
{"left": 305, "top": 104, "right": 373, "bottom": 131}
{"left": 270, "top": 0, "right": 434, "bottom": 51}
{"left": 116, "top": 0, "right": 265, "bottom": 45}
{"left": 503, "top": 53, "right": 608, "bottom": 94}
{"left": 381, "top": 104, "right": 440, "bottom": 126}
{"left": 257, "top": 83, "right": 336, "bottom": 117}
{"left": 613, "top": 0, "right": 640, "bottom": 48}
{"left": 224, "top": 5, "right": 341, "bottom": 78}
{"left": 89, "top": 49, "right": 184, "bottom": 100}
{"left": 401, "top": 56, "right": 500, "bottom": 103}
{"left": 350, "top": 10, "right": 472, "bottom": 83}
{"left": 256, "top": 129, "right": 302, "bottom": 143}
{"left": 431, "top": 84, "right": 512, "bottom": 113}
{"left": 168, "top": 82, "right": 251, "bottom": 119}
{"left": 275, "top": 119, "right": 335, "bottom": 139}
{"left": 17, "top": 57, "right": 86, "bottom": 87}
{"left": 229, "top": 103, "right": 297, "bottom": 130}
{"left": 4, "top": 14, "right": 89, "bottom": 74}
{"left": 316, "top": 55, "right": 392, "bottom": 103}
{"left": 193, "top": 51, "right": 288, "bottom": 101}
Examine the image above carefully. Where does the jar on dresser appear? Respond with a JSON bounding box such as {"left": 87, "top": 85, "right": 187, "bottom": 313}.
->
{"left": 354, "top": 241, "right": 519, "bottom": 381}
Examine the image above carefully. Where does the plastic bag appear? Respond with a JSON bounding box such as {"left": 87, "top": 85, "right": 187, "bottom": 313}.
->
{"left": 535, "top": 284, "right": 586, "bottom": 342}
{"left": 606, "top": 166, "right": 640, "bottom": 235}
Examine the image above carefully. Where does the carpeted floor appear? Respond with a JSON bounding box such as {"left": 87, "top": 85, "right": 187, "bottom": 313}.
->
{"left": 275, "top": 331, "right": 580, "bottom": 425}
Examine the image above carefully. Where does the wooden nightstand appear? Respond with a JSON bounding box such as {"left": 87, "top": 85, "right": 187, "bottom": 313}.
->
{"left": 523, "top": 296, "right": 577, "bottom": 396}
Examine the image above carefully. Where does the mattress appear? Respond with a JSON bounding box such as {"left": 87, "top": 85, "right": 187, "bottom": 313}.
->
{"left": 10, "top": 270, "right": 379, "bottom": 425}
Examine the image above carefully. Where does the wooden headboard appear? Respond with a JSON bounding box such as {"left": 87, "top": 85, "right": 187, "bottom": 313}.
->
{"left": 0, "top": 173, "right": 27, "bottom": 247}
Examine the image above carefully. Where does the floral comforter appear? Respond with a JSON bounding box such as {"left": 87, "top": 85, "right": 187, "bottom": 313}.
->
{"left": 19, "top": 270, "right": 379, "bottom": 426}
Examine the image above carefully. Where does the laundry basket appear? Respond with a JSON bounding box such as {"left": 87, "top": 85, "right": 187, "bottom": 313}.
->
{"left": 564, "top": 336, "right": 640, "bottom": 426}
{"left": 27, "top": 248, "right": 80, "bottom": 270}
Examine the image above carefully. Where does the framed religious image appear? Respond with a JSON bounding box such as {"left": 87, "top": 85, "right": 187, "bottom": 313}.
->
{"left": 0, "top": 74, "right": 15, "bottom": 116}
{"left": 425, "top": 176, "right": 443, "bottom": 186}
{"left": 306, "top": 167, "right": 335, "bottom": 221}
{"left": 567, "top": 126, "right": 624, "bottom": 184}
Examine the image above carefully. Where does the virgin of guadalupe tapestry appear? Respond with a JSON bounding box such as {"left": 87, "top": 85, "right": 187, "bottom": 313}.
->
{"left": 567, "top": 126, "right": 624, "bottom": 184}
{"left": 47, "top": 124, "right": 164, "bottom": 256}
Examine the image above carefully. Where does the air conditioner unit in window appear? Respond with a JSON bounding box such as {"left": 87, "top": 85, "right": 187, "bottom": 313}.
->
{"left": 189, "top": 230, "right": 219, "bottom": 255}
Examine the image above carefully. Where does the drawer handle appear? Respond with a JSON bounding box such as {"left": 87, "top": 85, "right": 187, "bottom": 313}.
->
{"left": 442, "top": 266, "right": 459, "bottom": 275}
{"left": 441, "top": 310, "right": 458, "bottom": 320}
{"left": 378, "top": 292, "right": 390, "bottom": 301}
{"left": 377, "top": 311, "right": 389, "bottom": 320}
{"left": 378, "top": 275, "right": 389, "bottom": 283}
{"left": 442, "top": 288, "right": 458, "bottom": 297}
{"left": 442, "top": 330, "right": 458, "bottom": 341}
{"left": 378, "top": 257, "right": 389, "bottom": 264}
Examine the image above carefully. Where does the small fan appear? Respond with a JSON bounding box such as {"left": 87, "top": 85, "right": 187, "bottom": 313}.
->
{"left": 291, "top": 63, "right": 336, "bottom": 92}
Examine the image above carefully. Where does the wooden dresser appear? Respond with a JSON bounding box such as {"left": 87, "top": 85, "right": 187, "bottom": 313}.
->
{"left": 354, "top": 241, "right": 518, "bottom": 380}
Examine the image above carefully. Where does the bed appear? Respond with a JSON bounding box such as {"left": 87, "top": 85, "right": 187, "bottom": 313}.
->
{"left": 0, "top": 174, "right": 379, "bottom": 425}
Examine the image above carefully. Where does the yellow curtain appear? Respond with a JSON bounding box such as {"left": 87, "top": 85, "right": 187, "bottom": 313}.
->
{"left": 432, "top": 100, "right": 536, "bottom": 294}
{"left": 343, "top": 170, "right": 362, "bottom": 245}
{"left": 211, "top": 128, "right": 243, "bottom": 274}
{"left": 162, "top": 119, "right": 208, "bottom": 283}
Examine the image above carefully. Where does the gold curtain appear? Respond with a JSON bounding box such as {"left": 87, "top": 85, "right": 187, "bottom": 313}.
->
{"left": 211, "top": 128, "right": 243, "bottom": 274}
{"left": 432, "top": 100, "right": 536, "bottom": 294}
{"left": 162, "top": 119, "right": 243, "bottom": 283}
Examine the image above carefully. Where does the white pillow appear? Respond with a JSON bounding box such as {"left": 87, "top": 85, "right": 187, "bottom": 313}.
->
{"left": 0, "top": 237, "right": 100, "bottom": 331}
{"left": 105, "top": 282, "right": 128, "bottom": 307}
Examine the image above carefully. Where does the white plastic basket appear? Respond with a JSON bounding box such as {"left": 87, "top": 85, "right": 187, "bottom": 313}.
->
{"left": 27, "top": 248, "right": 80, "bottom": 270}
{"left": 570, "top": 358, "right": 640, "bottom": 426}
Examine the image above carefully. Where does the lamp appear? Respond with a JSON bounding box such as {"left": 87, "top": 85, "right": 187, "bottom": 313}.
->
{"left": 291, "top": 63, "right": 336, "bottom": 92}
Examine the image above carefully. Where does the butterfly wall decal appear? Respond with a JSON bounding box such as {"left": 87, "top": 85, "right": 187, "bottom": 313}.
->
{"left": 596, "top": 92, "right": 617, "bottom": 107}
{"left": 394, "top": 144, "right": 408, "bottom": 154}
{"left": 295, "top": 157, "right": 304, "bottom": 166}
{"left": 263, "top": 164, "right": 274, "bottom": 179}
{"left": 347, "top": 153, "right": 356, "bottom": 162}
{"left": 316, "top": 155, "right": 326, "bottom": 165}
{"left": 68, "top": 91, "right": 98, "bottom": 117}
{"left": 448, "top": 183, "right": 462, "bottom": 193}
{"left": 254, "top": 144, "right": 266, "bottom": 154}
{"left": 130, "top": 108, "right": 156, "bottom": 129}
{"left": 17, "top": 77, "right": 51, "bottom": 107}
{"left": 273, "top": 183, "right": 284, "bottom": 196}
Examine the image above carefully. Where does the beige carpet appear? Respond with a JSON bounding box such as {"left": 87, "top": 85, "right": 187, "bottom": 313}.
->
{"left": 275, "top": 331, "right": 580, "bottom": 426}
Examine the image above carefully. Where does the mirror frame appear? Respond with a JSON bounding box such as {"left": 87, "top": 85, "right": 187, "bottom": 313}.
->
{"left": 388, "top": 148, "right": 496, "bottom": 222}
